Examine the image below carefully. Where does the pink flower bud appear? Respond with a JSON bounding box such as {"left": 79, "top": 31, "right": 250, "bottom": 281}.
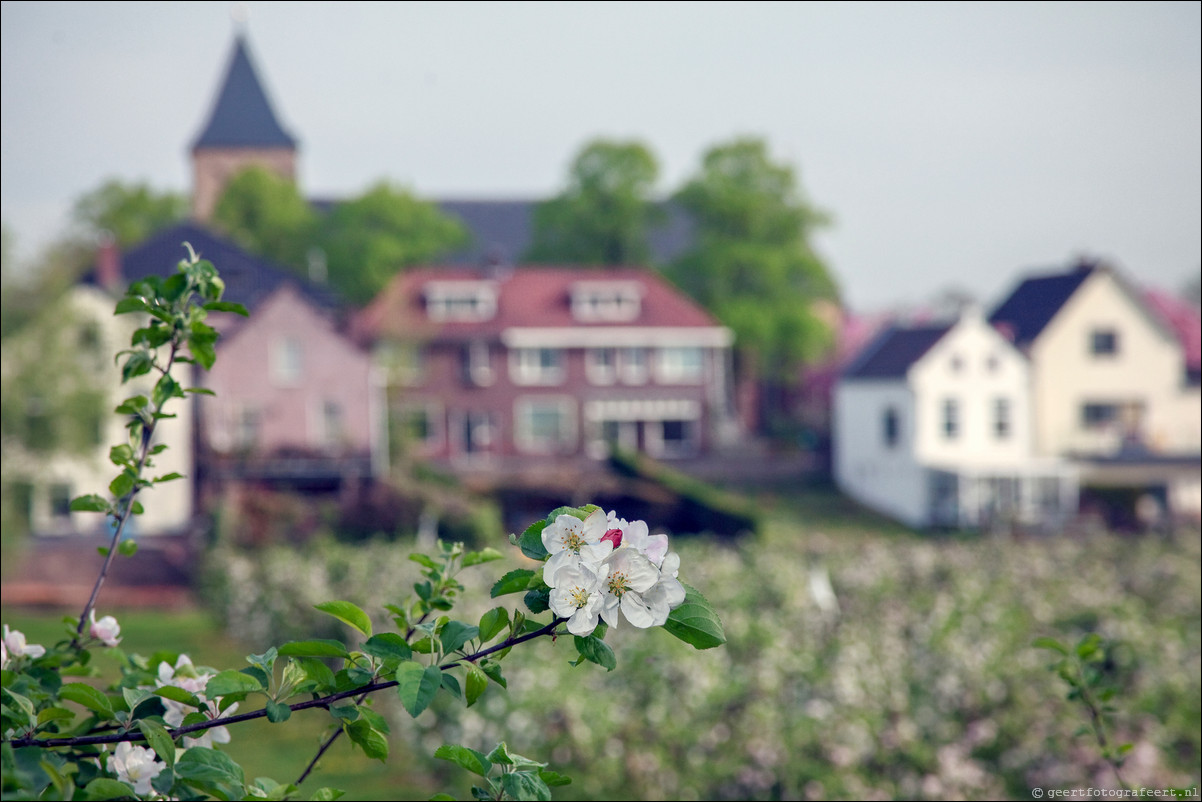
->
{"left": 601, "top": 528, "right": 623, "bottom": 549}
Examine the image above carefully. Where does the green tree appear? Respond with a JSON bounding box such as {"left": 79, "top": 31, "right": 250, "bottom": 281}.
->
{"left": 72, "top": 179, "right": 187, "bottom": 249}
{"left": 525, "top": 139, "right": 663, "bottom": 265}
{"left": 666, "top": 137, "right": 839, "bottom": 436}
{"left": 667, "top": 138, "right": 838, "bottom": 372}
{"left": 317, "top": 181, "right": 468, "bottom": 305}
{"left": 211, "top": 165, "right": 319, "bottom": 269}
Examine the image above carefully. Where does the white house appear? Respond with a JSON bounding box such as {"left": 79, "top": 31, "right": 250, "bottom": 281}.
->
{"left": 834, "top": 306, "right": 1076, "bottom": 530}
{"left": 4, "top": 280, "right": 195, "bottom": 538}
{"left": 989, "top": 260, "right": 1201, "bottom": 524}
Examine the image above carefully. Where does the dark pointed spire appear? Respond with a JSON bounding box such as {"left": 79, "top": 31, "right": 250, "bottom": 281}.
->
{"left": 192, "top": 34, "right": 296, "bottom": 151}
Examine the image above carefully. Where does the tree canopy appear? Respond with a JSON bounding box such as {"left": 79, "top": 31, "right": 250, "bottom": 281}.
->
{"left": 525, "top": 139, "right": 663, "bottom": 266}
{"left": 211, "top": 166, "right": 318, "bottom": 269}
{"left": 211, "top": 172, "right": 467, "bottom": 306}
{"left": 72, "top": 179, "right": 187, "bottom": 249}
{"left": 665, "top": 137, "right": 839, "bottom": 381}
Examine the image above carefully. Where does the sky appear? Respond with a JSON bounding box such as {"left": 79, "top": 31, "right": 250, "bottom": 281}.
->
{"left": 2, "top": 1, "right": 1199, "bottom": 313}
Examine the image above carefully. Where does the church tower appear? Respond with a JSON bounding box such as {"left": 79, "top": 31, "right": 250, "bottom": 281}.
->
{"left": 190, "top": 34, "right": 297, "bottom": 222}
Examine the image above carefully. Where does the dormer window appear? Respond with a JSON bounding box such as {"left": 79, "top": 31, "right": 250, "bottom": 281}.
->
{"left": 424, "top": 281, "right": 498, "bottom": 322}
{"left": 570, "top": 281, "right": 642, "bottom": 322}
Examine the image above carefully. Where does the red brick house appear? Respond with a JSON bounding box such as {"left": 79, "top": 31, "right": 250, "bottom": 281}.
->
{"left": 353, "top": 266, "right": 739, "bottom": 479}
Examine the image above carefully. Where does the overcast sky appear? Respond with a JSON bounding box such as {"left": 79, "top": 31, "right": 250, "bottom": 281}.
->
{"left": 2, "top": 1, "right": 1199, "bottom": 312}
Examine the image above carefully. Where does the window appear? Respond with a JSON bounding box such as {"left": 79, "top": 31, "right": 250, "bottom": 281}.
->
{"left": 949, "top": 354, "right": 964, "bottom": 374}
{"left": 232, "top": 404, "right": 260, "bottom": 451}
{"left": 272, "top": 337, "right": 304, "bottom": 385}
{"left": 459, "top": 410, "right": 495, "bottom": 455}
{"left": 1081, "top": 402, "right": 1120, "bottom": 429}
{"left": 656, "top": 419, "right": 699, "bottom": 458}
{"left": 985, "top": 354, "right": 1000, "bottom": 373}
{"left": 424, "top": 282, "right": 497, "bottom": 322}
{"left": 570, "top": 282, "right": 642, "bottom": 322}
{"left": 882, "top": 407, "right": 899, "bottom": 448}
{"left": 510, "top": 348, "right": 564, "bottom": 385}
{"left": 585, "top": 348, "right": 617, "bottom": 385}
{"left": 993, "top": 397, "right": 1011, "bottom": 439}
{"left": 1090, "top": 328, "right": 1119, "bottom": 357}
{"left": 515, "top": 397, "right": 576, "bottom": 453}
{"left": 942, "top": 398, "right": 960, "bottom": 440}
{"left": 618, "top": 347, "right": 648, "bottom": 384}
{"left": 657, "top": 347, "right": 704, "bottom": 383}
{"left": 321, "top": 400, "right": 344, "bottom": 448}
{"left": 49, "top": 482, "right": 72, "bottom": 519}
{"left": 462, "top": 341, "right": 494, "bottom": 386}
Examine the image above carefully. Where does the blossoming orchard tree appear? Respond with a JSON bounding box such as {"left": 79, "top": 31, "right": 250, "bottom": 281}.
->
{"left": 0, "top": 246, "right": 725, "bottom": 801}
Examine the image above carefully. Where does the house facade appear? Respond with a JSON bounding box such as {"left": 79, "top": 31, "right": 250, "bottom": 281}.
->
{"left": 353, "top": 266, "right": 739, "bottom": 481}
{"left": 4, "top": 280, "right": 195, "bottom": 538}
{"left": 834, "top": 307, "right": 1076, "bottom": 530}
{"left": 990, "top": 261, "right": 1201, "bottom": 524}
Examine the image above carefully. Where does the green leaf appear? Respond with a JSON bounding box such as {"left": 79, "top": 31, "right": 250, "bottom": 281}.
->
{"left": 361, "top": 632, "right": 412, "bottom": 663}
{"left": 309, "top": 788, "right": 346, "bottom": 801}
{"left": 440, "top": 621, "right": 479, "bottom": 654}
{"left": 121, "top": 350, "right": 154, "bottom": 382}
{"left": 395, "top": 661, "right": 442, "bottom": 718}
{"left": 465, "top": 666, "right": 488, "bottom": 708}
{"left": 58, "top": 682, "right": 114, "bottom": 718}
{"left": 265, "top": 699, "right": 292, "bottom": 723}
{"left": 152, "top": 472, "right": 185, "bottom": 484}
{"left": 205, "top": 669, "right": 266, "bottom": 698}
{"left": 108, "top": 472, "right": 135, "bottom": 498}
{"left": 462, "top": 547, "right": 504, "bottom": 567}
{"left": 117, "top": 538, "right": 138, "bottom": 557}
{"left": 572, "top": 635, "right": 617, "bottom": 671}
{"left": 175, "top": 746, "right": 246, "bottom": 799}
{"left": 491, "top": 569, "right": 536, "bottom": 598}
{"left": 152, "top": 374, "right": 182, "bottom": 409}
{"left": 516, "top": 520, "right": 549, "bottom": 561}
{"left": 154, "top": 685, "right": 202, "bottom": 709}
{"left": 501, "top": 771, "right": 552, "bottom": 802}
{"left": 481, "top": 659, "right": 507, "bottom": 688}
{"left": 114, "top": 296, "right": 150, "bottom": 315}
{"left": 35, "top": 706, "right": 76, "bottom": 726}
{"left": 69, "top": 495, "right": 111, "bottom": 513}
{"left": 84, "top": 777, "right": 137, "bottom": 800}
{"left": 138, "top": 719, "right": 177, "bottom": 768}
{"left": 344, "top": 718, "right": 388, "bottom": 761}
{"left": 314, "top": 600, "right": 373, "bottom": 638}
{"left": 203, "top": 301, "right": 249, "bottom": 316}
{"left": 1032, "top": 637, "right": 1070, "bottom": 656}
{"left": 408, "top": 553, "right": 439, "bottom": 570}
{"left": 523, "top": 588, "right": 550, "bottom": 615}
{"left": 108, "top": 444, "right": 135, "bottom": 467}
{"left": 538, "top": 769, "right": 572, "bottom": 787}
{"left": 663, "top": 582, "right": 726, "bottom": 649}
{"left": 278, "top": 639, "right": 350, "bottom": 659}
{"left": 434, "top": 744, "right": 492, "bottom": 777}
{"left": 477, "top": 607, "right": 510, "bottom": 643}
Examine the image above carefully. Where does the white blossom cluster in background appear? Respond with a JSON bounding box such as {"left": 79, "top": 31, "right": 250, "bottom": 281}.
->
{"left": 147, "top": 655, "right": 237, "bottom": 749}
{"left": 543, "top": 509, "right": 686, "bottom": 636}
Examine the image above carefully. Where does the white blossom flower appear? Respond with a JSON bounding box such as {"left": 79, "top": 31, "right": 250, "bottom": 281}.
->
{"left": 2, "top": 625, "right": 46, "bottom": 664}
{"left": 542, "top": 508, "right": 612, "bottom": 586}
{"left": 107, "top": 742, "right": 165, "bottom": 795}
{"left": 153, "top": 655, "right": 236, "bottom": 748}
{"left": 89, "top": 611, "right": 122, "bottom": 647}
{"left": 605, "top": 511, "right": 669, "bottom": 566}
{"left": 599, "top": 547, "right": 669, "bottom": 629}
{"left": 549, "top": 561, "right": 609, "bottom": 636}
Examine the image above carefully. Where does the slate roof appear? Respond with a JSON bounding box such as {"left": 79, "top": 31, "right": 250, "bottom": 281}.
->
{"left": 840, "top": 323, "right": 951, "bottom": 380}
{"left": 353, "top": 265, "right": 722, "bottom": 343}
{"left": 431, "top": 200, "right": 697, "bottom": 267}
{"left": 86, "top": 223, "right": 341, "bottom": 313}
{"left": 987, "top": 263, "right": 1094, "bottom": 348}
{"left": 191, "top": 35, "right": 296, "bottom": 150}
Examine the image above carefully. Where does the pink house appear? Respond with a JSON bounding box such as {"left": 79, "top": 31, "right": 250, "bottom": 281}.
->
{"left": 353, "top": 265, "right": 738, "bottom": 480}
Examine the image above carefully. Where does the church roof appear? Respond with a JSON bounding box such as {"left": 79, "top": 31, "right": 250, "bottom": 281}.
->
{"left": 191, "top": 34, "right": 296, "bottom": 151}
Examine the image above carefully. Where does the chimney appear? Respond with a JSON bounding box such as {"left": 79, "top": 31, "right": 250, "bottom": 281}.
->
{"left": 96, "top": 233, "right": 122, "bottom": 291}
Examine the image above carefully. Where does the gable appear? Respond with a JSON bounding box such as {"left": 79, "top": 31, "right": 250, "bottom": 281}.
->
{"left": 841, "top": 324, "right": 951, "bottom": 380}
